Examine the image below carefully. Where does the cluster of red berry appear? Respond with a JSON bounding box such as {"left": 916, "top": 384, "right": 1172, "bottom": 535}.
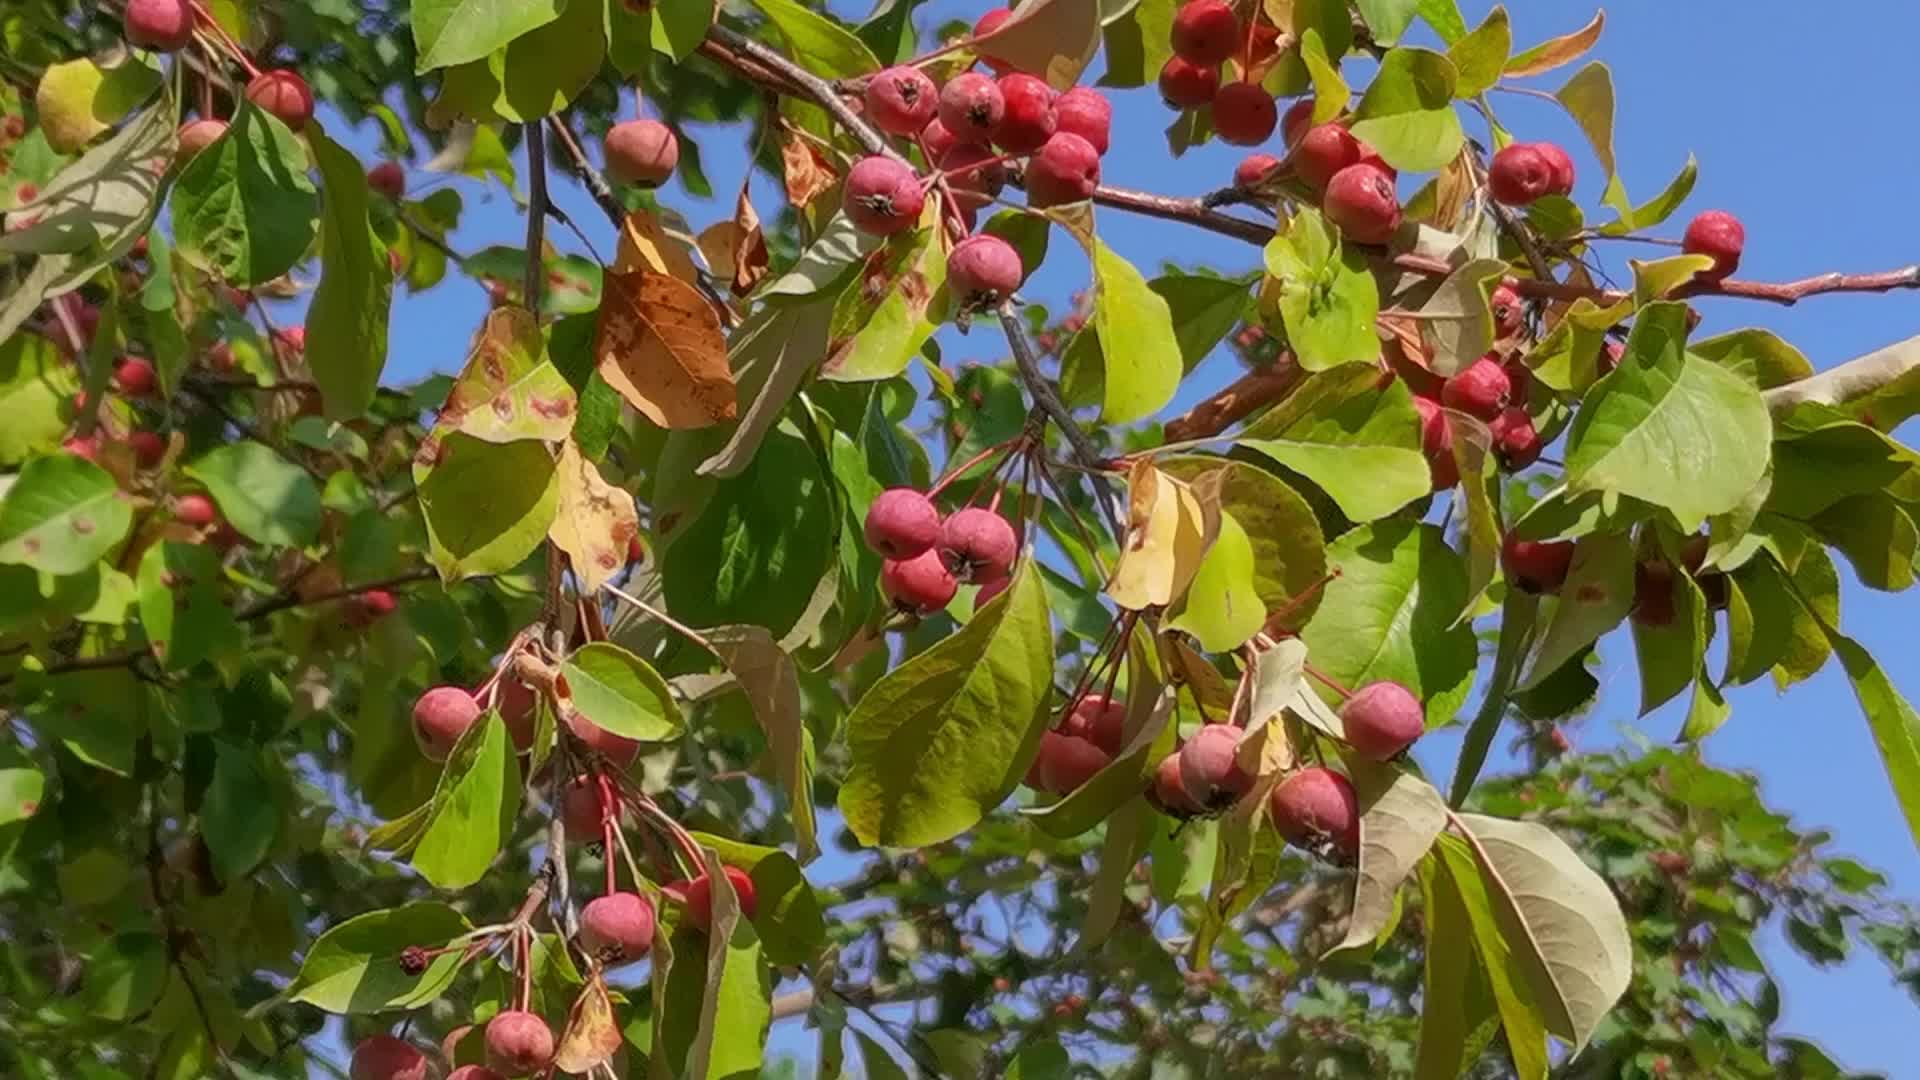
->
{"left": 864, "top": 486, "right": 1019, "bottom": 615}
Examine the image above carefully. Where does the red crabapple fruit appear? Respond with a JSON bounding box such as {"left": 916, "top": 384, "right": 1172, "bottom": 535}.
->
{"left": 1339, "top": 680, "right": 1424, "bottom": 760}
{"left": 496, "top": 677, "right": 537, "bottom": 752}
{"left": 1171, "top": 0, "right": 1242, "bottom": 66}
{"left": 1489, "top": 406, "right": 1543, "bottom": 469}
{"left": 1440, "top": 356, "right": 1511, "bottom": 421}
{"left": 129, "top": 430, "right": 166, "bottom": 469}
{"left": 683, "top": 865, "right": 758, "bottom": 931}
{"left": 939, "top": 506, "right": 1018, "bottom": 582}
{"left": 1682, "top": 210, "right": 1745, "bottom": 282}
{"left": 1294, "top": 124, "right": 1361, "bottom": 192}
{"left": 864, "top": 487, "right": 941, "bottom": 560}
{"left": 1270, "top": 766, "right": 1360, "bottom": 861}
{"left": 562, "top": 774, "right": 612, "bottom": 839}
{"left": 412, "top": 686, "right": 480, "bottom": 761}
{"left": 1024, "top": 131, "right": 1101, "bottom": 208}
{"left": 1063, "top": 693, "right": 1127, "bottom": 755}
{"left": 1234, "top": 153, "right": 1281, "bottom": 188}
{"left": 484, "top": 1010, "right": 554, "bottom": 1077}
{"left": 882, "top": 548, "right": 959, "bottom": 613}
{"left": 948, "top": 233, "right": 1024, "bottom": 309}
{"left": 604, "top": 119, "right": 679, "bottom": 186}
{"left": 939, "top": 143, "right": 1007, "bottom": 210}
{"left": 994, "top": 73, "right": 1057, "bottom": 153}
{"left": 1632, "top": 559, "right": 1677, "bottom": 628}
{"left": 568, "top": 711, "right": 641, "bottom": 768}
{"left": 1323, "top": 163, "right": 1401, "bottom": 245}
{"left": 245, "top": 69, "right": 315, "bottom": 131}
{"left": 124, "top": 0, "right": 194, "bottom": 51}
{"left": 349, "top": 1034, "right": 428, "bottom": 1080}
{"left": 1412, "top": 396, "right": 1458, "bottom": 490}
{"left": 175, "top": 119, "right": 226, "bottom": 168}
{"left": 1178, "top": 723, "right": 1252, "bottom": 809}
{"left": 1035, "top": 730, "right": 1111, "bottom": 793}
{"left": 920, "top": 117, "right": 959, "bottom": 163}
{"left": 938, "top": 72, "right": 1005, "bottom": 144}
{"left": 1157, "top": 56, "right": 1220, "bottom": 109}
{"left": 1502, "top": 533, "right": 1576, "bottom": 595}
{"left": 173, "top": 493, "right": 219, "bottom": 528}
{"left": 1211, "top": 81, "right": 1277, "bottom": 146}
{"left": 1489, "top": 282, "right": 1523, "bottom": 335}
{"left": 1053, "top": 88, "right": 1112, "bottom": 155}
{"left": 843, "top": 155, "right": 926, "bottom": 236}
{"left": 865, "top": 66, "right": 939, "bottom": 136}
{"left": 115, "top": 356, "right": 156, "bottom": 396}
{"left": 367, "top": 161, "right": 405, "bottom": 200}
{"left": 1281, "top": 97, "right": 1315, "bottom": 146}
{"left": 1150, "top": 752, "right": 1204, "bottom": 815}
{"left": 1536, "top": 141, "right": 1576, "bottom": 196}
{"left": 579, "top": 891, "right": 657, "bottom": 962}
{"left": 972, "top": 7, "right": 1016, "bottom": 72}
{"left": 1488, "top": 142, "right": 1554, "bottom": 206}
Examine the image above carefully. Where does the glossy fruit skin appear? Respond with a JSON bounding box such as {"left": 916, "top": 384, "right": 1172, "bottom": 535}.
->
{"left": 994, "top": 73, "right": 1057, "bottom": 153}
{"left": 568, "top": 711, "right": 641, "bottom": 768}
{"left": 1682, "top": 210, "right": 1745, "bottom": 281}
{"left": 1035, "top": 730, "right": 1111, "bottom": 793}
{"left": 939, "top": 143, "right": 1007, "bottom": 213}
{"left": 919, "top": 117, "right": 959, "bottom": 163}
{"left": 245, "top": 70, "right": 315, "bottom": 131}
{"left": 1354, "top": 141, "right": 1397, "bottom": 180}
{"left": 684, "top": 865, "right": 758, "bottom": 930}
{"left": 412, "top": 686, "right": 481, "bottom": 762}
{"left": 1489, "top": 406, "right": 1542, "bottom": 469}
{"left": 1413, "top": 396, "right": 1458, "bottom": 490}
{"left": 1489, "top": 282, "right": 1524, "bottom": 335}
{"left": 1440, "top": 356, "right": 1511, "bottom": 421}
{"left": 939, "top": 506, "right": 1018, "bottom": 582}
{"left": 205, "top": 340, "right": 236, "bottom": 372}
{"left": 1053, "top": 88, "right": 1111, "bottom": 155}
{"left": 865, "top": 66, "right": 939, "bottom": 136}
{"left": 882, "top": 548, "right": 959, "bottom": 613}
{"left": 1294, "top": 124, "right": 1361, "bottom": 192}
{"left": 1170, "top": 0, "right": 1242, "bottom": 66}
{"left": 1024, "top": 131, "right": 1101, "bottom": 208}
{"left": 1502, "top": 533, "right": 1577, "bottom": 595}
{"left": 948, "top": 233, "right": 1024, "bottom": 308}
{"left": 174, "top": 493, "right": 219, "bottom": 527}
{"left": 1234, "top": 153, "right": 1281, "bottom": 188}
{"left": 129, "top": 430, "right": 166, "bottom": 468}
{"left": 1063, "top": 693, "right": 1127, "bottom": 756}
{"left": 1322, "top": 163, "right": 1401, "bottom": 245}
{"left": 580, "top": 891, "right": 657, "bottom": 962}
{"left": 175, "top": 119, "right": 227, "bottom": 169}
{"left": 1211, "top": 81, "right": 1278, "bottom": 146}
{"left": 1488, "top": 142, "right": 1554, "bottom": 206}
{"left": 938, "top": 72, "right": 1005, "bottom": 144}
{"left": 367, "top": 161, "right": 404, "bottom": 200}
{"left": 124, "top": 0, "right": 194, "bottom": 51}
{"left": 972, "top": 7, "right": 1016, "bottom": 72}
{"left": 863, "top": 487, "right": 941, "bottom": 560}
{"left": 1178, "top": 723, "right": 1252, "bottom": 809}
{"left": 1340, "top": 680, "right": 1425, "bottom": 760}
{"left": 843, "top": 156, "right": 926, "bottom": 236}
{"left": 1149, "top": 752, "right": 1204, "bottom": 815}
{"left": 1157, "top": 56, "right": 1220, "bottom": 109}
{"left": 484, "top": 1010, "right": 554, "bottom": 1077}
{"left": 1280, "top": 97, "right": 1316, "bottom": 146}
{"left": 496, "top": 677, "right": 537, "bottom": 752}
{"left": 1536, "top": 141, "right": 1576, "bottom": 195}
{"left": 349, "top": 1034, "right": 429, "bottom": 1080}
{"left": 1270, "top": 766, "right": 1360, "bottom": 861}
{"left": 562, "top": 774, "right": 611, "bottom": 839}
{"left": 604, "top": 119, "right": 679, "bottom": 186}
{"left": 116, "top": 356, "right": 156, "bottom": 396}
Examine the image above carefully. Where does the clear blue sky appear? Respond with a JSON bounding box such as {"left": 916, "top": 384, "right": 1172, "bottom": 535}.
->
{"left": 303, "top": 1, "right": 1920, "bottom": 1073}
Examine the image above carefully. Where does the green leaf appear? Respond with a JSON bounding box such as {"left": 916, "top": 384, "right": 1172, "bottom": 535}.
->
{"left": 1449, "top": 590, "right": 1537, "bottom": 805}
{"left": 750, "top": 0, "right": 882, "bottom": 77}
{"left": 1355, "top": 0, "right": 1421, "bottom": 45}
{"left": 1414, "top": 852, "right": 1498, "bottom": 1080}
{"left": 1049, "top": 210, "right": 1182, "bottom": 422}
{"left": 1416, "top": 257, "right": 1506, "bottom": 375}
{"left": 0, "top": 453, "right": 133, "bottom": 575}
{"left": 1263, "top": 207, "right": 1381, "bottom": 370}
{"left": 1563, "top": 302, "right": 1771, "bottom": 530}
{"left": 1553, "top": 62, "right": 1617, "bottom": 180}
{"left": 414, "top": 432, "right": 559, "bottom": 581}
{"left": 1504, "top": 10, "right": 1603, "bottom": 78}
{"left": 1160, "top": 458, "right": 1328, "bottom": 622}
{"left": 0, "top": 766, "right": 44, "bottom": 825}
{"left": 1829, "top": 630, "right": 1920, "bottom": 855}
{"left": 1630, "top": 569, "right": 1707, "bottom": 716}
{"left": 1767, "top": 420, "right": 1920, "bottom": 520}
{"left": 1080, "top": 797, "right": 1152, "bottom": 950}
{"left": 820, "top": 213, "right": 949, "bottom": 381}
{"left": 1298, "top": 29, "right": 1350, "bottom": 120}
{"left": 285, "top": 902, "right": 473, "bottom": 1013}
{"left": 1812, "top": 495, "right": 1916, "bottom": 592}
{"left": 492, "top": 0, "right": 606, "bottom": 120}
{"left": 650, "top": 0, "right": 713, "bottom": 60}
{"left": 1417, "top": 0, "right": 1470, "bottom": 44}
{"left": 413, "top": 712, "right": 520, "bottom": 889}
{"left": 0, "top": 328, "right": 79, "bottom": 467}
{"left": 184, "top": 441, "right": 322, "bottom": 548}
{"left": 1333, "top": 762, "right": 1448, "bottom": 954}
{"left": 1630, "top": 254, "right": 1715, "bottom": 305}
{"left": 838, "top": 561, "right": 1054, "bottom": 847}
{"left": 32, "top": 55, "right": 163, "bottom": 154}
{"left": 1060, "top": 271, "right": 1252, "bottom": 407}
{"left": 1238, "top": 367, "right": 1429, "bottom": 522}
{"left": 171, "top": 102, "right": 317, "bottom": 288}
{"left": 663, "top": 425, "right": 835, "bottom": 639}
{"left": 558, "top": 642, "right": 684, "bottom": 742}
{"left": 1300, "top": 520, "right": 1477, "bottom": 724}
{"left": 306, "top": 125, "right": 393, "bottom": 419}
{"left": 660, "top": 853, "right": 773, "bottom": 1078}
{"left": 202, "top": 740, "right": 278, "bottom": 882}
{"left": 705, "top": 625, "right": 814, "bottom": 861}
{"left": 1519, "top": 531, "right": 1633, "bottom": 690}
{"left": 439, "top": 307, "right": 578, "bottom": 444}
{"left": 745, "top": 849, "right": 826, "bottom": 966}
{"left": 82, "top": 932, "right": 167, "bottom": 1020}
{"left": 1448, "top": 6, "right": 1511, "bottom": 97}
{"left": 413, "top": 0, "right": 564, "bottom": 72}
{"left": 1455, "top": 813, "right": 1634, "bottom": 1051}
{"left": 1433, "top": 836, "right": 1550, "bottom": 1079}
{"left": 1690, "top": 327, "right": 1814, "bottom": 390}
{"left": 1166, "top": 507, "right": 1263, "bottom": 650}
{"left": 136, "top": 542, "right": 237, "bottom": 672}
{"left": 1598, "top": 154, "right": 1696, "bottom": 235}
{"left": 1350, "top": 47, "right": 1465, "bottom": 172}
{"left": 1098, "top": 0, "right": 1175, "bottom": 89}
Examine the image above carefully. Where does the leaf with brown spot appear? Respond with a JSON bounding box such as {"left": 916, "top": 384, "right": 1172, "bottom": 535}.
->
{"left": 549, "top": 439, "right": 639, "bottom": 596}
{"left": 436, "top": 306, "right": 577, "bottom": 443}
{"left": 618, "top": 209, "right": 702, "bottom": 282}
{"left": 698, "top": 187, "right": 771, "bottom": 298}
{"left": 779, "top": 128, "right": 835, "bottom": 209}
{"left": 593, "top": 253, "right": 735, "bottom": 429}
{"left": 553, "top": 972, "right": 624, "bottom": 1073}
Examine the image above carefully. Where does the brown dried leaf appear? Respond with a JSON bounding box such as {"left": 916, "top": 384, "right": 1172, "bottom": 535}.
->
{"left": 973, "top": 0, "right": 1102, "bottom": 89}
{"left": 617, "top": 210, "right": 701, "bottom": 283}
{"left": 593, "top": 263, "right": 735, "bottom": 429}
{"left": 779, "top": 129, "right": 835, "bottom": 209}
{"left": 548, "top": 439, "right": 640, "bottom": 596}
{"left": 553, "top": 974, "right": 624, "bottom": 1073}
{"left": 1107, "top": 460, "right": 1220, "bottom": 611}
{"left": 728, "top": 187, "right": 769, "bottom": 296}
{"left": 1430, "top": 148, "right": 1476, "bottom": 231}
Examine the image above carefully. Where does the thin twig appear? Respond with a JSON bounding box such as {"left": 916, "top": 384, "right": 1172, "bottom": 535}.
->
{"left": 546, "top": 114, "right": 626, "bottom": 228}
{"left": 705, "top": 23, "right": 897, "bottom": 161}
{"left": 995, "top": 304, "right": 1124, "bottom": 540}
{"left": 234, "top": 567, "right": 438, "bottom": 622}
{"left": 523, "top": 121, "right": 549, "bottom": 311}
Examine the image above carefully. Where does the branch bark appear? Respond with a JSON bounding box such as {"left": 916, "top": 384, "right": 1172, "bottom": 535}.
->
{"left": 996, "top": 304, "right": 1125, "bottom": 539}
{"left": 1164, "top": 357, "right": 1300, "bottom": 442}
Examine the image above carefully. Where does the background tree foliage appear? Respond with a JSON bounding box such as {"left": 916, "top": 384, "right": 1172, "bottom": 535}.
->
{"left": 2, "top": 0, "right": 1919, "bottom": 1078}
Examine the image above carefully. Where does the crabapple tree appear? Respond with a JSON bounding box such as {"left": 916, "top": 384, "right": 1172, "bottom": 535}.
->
{"left": 3, "top": 1, "right": 1920, "bottom": 1078}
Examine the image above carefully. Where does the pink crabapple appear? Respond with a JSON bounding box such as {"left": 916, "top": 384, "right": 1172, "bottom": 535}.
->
{"left": 1339, "top": 680, "right": 1425, "bottom": 760}
{"left": 863, "top": 487, "right": 941, "bottom": 560}
{"left": 1170, "top": 0, "right": 1242, "bottom": 66}
{"left": 1440, "top": 356, "right": 1511, "bottom": 420}
{"left": 1322, "top": 163, "right": 1401, "bottom": 245}
{"left": 1270, "top": 766, "right": 1360, "bottom": 862}
{"left": 1024, "top": 131, "right": 1102, "bottom": 208}
{"left": 348, "top": 1034, "right": 429, "bottom": 1080}
{"left": 881, "top": 548, "right": 959, "bottom": 613}
{"left": 994, "top": 73, "right": 1057, "bottom": 153}
{"left": 1487, "top": 142, "right": 1555, "bottom": 206}
{"left": 1682, "top": 210, "right": 1745, "bottom": 282}
{"left": 412, "top": 686, "right": 480, "bottom": 762}
{"left": 683, "top": 865, "right": 758, "bottom": 931}
{"left": 484, "top": 1010, "right": 554, "bottom": 1077}
{"left": 245, "top": 69, "right": 315, "bottom": 131}
{"left": 124, "top": 0, "right": 194, "bottom": 52}
{"left": 947, "top": 233, "right": 1024, "bottom": 309}
{"left": 579, "top": 891, "right": 657, "bottom": 962}
{"left": 175, "top": 119, "right": 227, "bottom": 169}
{"left": 1157, "top": 56, "right": 1220, "bottom": 109}
{"left": 864, "top": 66, "right": 939, "bottom": 137}
{"left": 1211, "top": 81, "right": 1278, "bottom": 146}
{"left": 939, "top": 506, "right": 1018, "bottom": 582}
{"left": 367, "top": 161, "right": 404, "bottom": 200}
{"left": 605, "top": 119, "right": 680, "bottom": 186}
{"left": 1053, "top": 88, "right": 1112, "bottom": 155}
{"left": 1178, "top": 723, "right": 1253, "bottom": 809}
{"left": 1502, "top": 533, "right": 1576, "bottom": 595}
{"left": 938, "top": 72, "right": 1005, "bottom": 144}
{"left": 842, "top": 155, "right": 926, "bottom": 236}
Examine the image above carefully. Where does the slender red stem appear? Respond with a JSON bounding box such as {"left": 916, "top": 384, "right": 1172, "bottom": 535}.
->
{"left": 188, "top": 1, "right": 261, "bottom": 78}
{"left": 1304, "top": 661, "right": 1354, "bottom": 700}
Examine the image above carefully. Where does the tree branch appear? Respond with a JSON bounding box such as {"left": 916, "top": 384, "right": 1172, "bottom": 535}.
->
{"left": 996, "top": 304, "right": 1124, "bottom": 539}
{"left": 523, "top": 121, "right": 549, "bottom": 311}
{"left": 704, "top": 23, "right": 898, "bottom": 161}
{"left": 1164, "top": 358, "right": 1300, "bottom": 442}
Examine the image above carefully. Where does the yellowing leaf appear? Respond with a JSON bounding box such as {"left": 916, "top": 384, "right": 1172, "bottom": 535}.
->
{"left": 435, "top": 306, "right": 577, "bottom": 442}
{"left": 553, "top": 975, "right": 623, "bottom": 1073}
{"left": 618, "top": 209, "right": 702, "bottom": 283}
{"left": 593, "top": 242, "right": 735, "bottom": 428}
{"left": 1105, "top": 460, "right": 1217, "bottom": 611}
{"left": 974, "top": 0, "right": 1102, "bottom": 89}
{"left": 34, "top": 56, "right": 163, "bottom": 153}
{"left": 549, "top": 440, "right": 639, "bottom": 595}
{"left": 1504, "top": 10, "right": 1604, "bottom": 78}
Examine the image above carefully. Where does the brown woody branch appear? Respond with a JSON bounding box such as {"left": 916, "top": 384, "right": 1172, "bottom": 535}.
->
{"left": 1164, "top": 357, "right": 1301, "bottom": 442}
